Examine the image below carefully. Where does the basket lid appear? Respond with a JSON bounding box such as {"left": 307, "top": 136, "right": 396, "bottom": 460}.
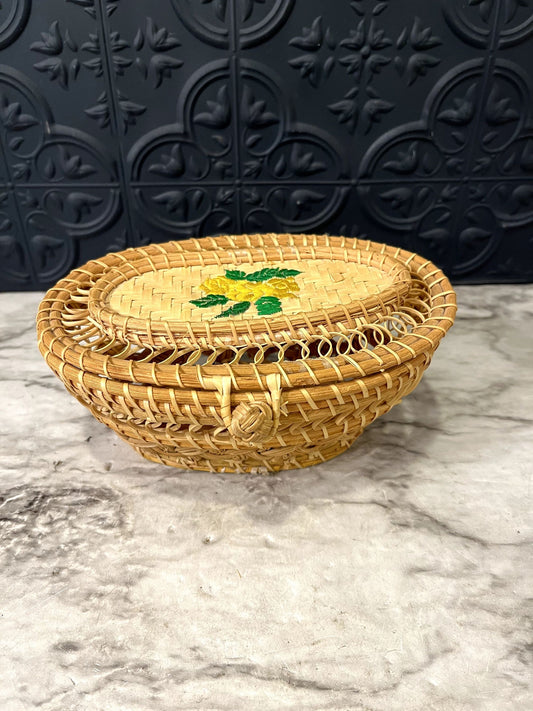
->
{"left": 87, "top": 238, "right": 412, "bottom": 348}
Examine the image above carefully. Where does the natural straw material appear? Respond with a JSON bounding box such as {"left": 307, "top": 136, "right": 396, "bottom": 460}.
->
{"left": 37, "top": 234, "right": 456, "bottom": 473}
{"left": 88, "top": 244, "right": 412, "bottom": 348}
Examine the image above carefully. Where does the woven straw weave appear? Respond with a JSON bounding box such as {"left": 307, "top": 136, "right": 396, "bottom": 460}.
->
{"left": 37, "top": 234, "right": 456, "bottom": 473}
{"left": 107, "top": 259, "right": 400, "bottom": 322}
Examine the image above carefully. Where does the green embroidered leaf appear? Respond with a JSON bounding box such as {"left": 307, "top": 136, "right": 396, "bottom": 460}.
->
{"left": 247, "top": 267, "right": 279, "bottom": 282}
{"left": 190, "top": 294, "right": 228, "bottom": 308}
{"left": 247, "top": 267, "right": 302, "bottom": 282}
{"left": 278, "top": 268, "right": 301, "bottom": 277}
{"left": 224, "top": 269, "right": 247, "bottom": 280}
{"left": 256, "top": 296, "right": 282, "bottom": 315}
{"left": 215, "top": 300, "right": 251, "bottom": 318}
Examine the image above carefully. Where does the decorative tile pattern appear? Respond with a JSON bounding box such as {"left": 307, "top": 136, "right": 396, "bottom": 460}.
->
{"left": 0, "top": 0, "right": 532, "bottom": 289}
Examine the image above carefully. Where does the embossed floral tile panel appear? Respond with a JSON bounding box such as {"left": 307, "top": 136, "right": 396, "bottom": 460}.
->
{"left": 0, "top": 0, "right": 532, "bottom": 290}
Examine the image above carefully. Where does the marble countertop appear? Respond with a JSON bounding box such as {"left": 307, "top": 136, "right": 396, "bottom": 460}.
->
{"left": 0, "top": 286, "right": 532, "bottom": 711}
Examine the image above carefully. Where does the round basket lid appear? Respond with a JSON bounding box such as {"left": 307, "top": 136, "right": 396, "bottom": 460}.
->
{"left": 87, "top": 239, "right": 412, "bottom": 348}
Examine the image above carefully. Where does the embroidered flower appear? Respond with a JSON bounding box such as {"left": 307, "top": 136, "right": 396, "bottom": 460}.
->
{"left": 190, "top": 267, "right": 301, "bottom": 318}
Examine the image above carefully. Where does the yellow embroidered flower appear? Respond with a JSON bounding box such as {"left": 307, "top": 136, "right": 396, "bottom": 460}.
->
{"left": 190, "top": 267, "right": 302, "bottom": 318}
{"left": 200, "top": 275, "right": 300, "bottom": 302}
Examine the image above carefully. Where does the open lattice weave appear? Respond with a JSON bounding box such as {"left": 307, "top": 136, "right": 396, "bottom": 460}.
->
{"left": 37, "top": 234, "right": 456, "bottom": 473}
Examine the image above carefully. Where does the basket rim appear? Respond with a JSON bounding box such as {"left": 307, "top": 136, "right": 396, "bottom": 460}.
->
{"left": 39, "top": 340, "right": 432, "bottom": 405}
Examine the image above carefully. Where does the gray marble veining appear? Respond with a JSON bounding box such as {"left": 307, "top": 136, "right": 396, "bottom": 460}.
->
{"left": 0, "top": 286, "right": 532, "bottom": 711}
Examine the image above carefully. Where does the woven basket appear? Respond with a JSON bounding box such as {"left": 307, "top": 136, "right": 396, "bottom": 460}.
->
{"left": 37, "top": 234, "right": 456, "bottom": 473}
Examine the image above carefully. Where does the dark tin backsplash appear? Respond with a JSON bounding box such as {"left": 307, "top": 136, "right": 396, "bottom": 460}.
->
{"left": 0, "top": 0, "right": 532, "bottom": 290}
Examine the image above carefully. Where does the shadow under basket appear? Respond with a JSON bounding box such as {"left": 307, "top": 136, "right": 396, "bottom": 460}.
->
{"left": 37, "top": 234, "right": 456, "bottom": 473}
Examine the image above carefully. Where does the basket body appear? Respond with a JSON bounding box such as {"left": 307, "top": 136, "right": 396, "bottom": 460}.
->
{"left": 55, "top": 350, "right": 428, "bottom": 473}
{"left": 37, "top": 234, "right": 456, "bottom": 473}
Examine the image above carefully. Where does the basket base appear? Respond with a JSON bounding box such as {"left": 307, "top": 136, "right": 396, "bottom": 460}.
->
{"left": 116, "top": 434, "right": 359, "bottom": 474}
{"left": 89, "top": 404, "right": 370, "bottom": 473}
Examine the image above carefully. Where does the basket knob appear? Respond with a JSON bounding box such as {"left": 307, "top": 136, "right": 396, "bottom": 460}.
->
{"left": 228, "top": 401, "right": 275, "bottom": 444}
{"left": 206, "top": 373, "right": 282, "bottom": 446}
